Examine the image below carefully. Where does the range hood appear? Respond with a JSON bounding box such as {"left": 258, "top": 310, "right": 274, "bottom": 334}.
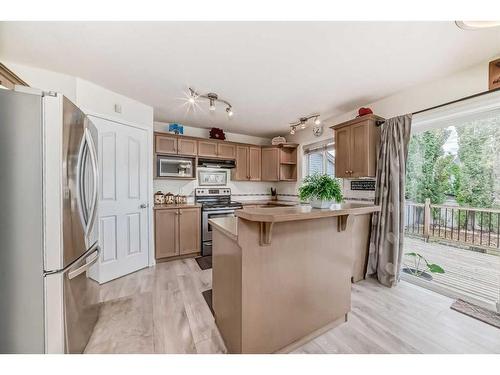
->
{"left": 197, "top": 158, "right": 236, "bottom": 169}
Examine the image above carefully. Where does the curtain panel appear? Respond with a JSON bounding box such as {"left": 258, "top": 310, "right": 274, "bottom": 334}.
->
{"left": 366, "top": 114, "right": 412, "bottom": 287}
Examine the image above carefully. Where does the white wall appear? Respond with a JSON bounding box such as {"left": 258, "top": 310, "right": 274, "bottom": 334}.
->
{"left": 4, "top": 61, "right": 154, "bottom": 127}
{"left": 5, "top": 61, "right": 78, "bottom": 102}
{"left": 283, "top": 58, "right": 497, "bottom": 201}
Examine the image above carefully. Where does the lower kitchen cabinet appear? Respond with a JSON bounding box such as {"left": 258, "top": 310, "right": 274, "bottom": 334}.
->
{"left": 155, "top": 206, "right": 200, "bottom": 260}
{"left": 178, "top": 208, "right": 201, "bottom": 255}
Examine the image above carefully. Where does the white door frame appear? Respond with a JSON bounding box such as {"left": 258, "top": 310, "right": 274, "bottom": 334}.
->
{"left": 85, "top": 111, "right": 155, "bottom": 268}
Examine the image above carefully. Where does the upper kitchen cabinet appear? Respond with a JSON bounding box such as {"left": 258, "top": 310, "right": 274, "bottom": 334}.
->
{"left": 155, "top": 133, "right": 197, "bottom": 156}
{"left": 261, "top": 144, "right": 298, "bottom": 181}
{"left": 198, "top": 139, "right": 236, "bottom": 159}
{"left": 233, "top": 145, "right": 261, "bottom": 181}
{"left": 330, "top": 114, "right": 383, "bottom": 178}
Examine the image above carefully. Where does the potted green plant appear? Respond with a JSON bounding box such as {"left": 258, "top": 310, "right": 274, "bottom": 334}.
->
{"left": 402, "top": 252, "right": 445, "bottom": 281}
{"left": 298, "top": 173, "right": 343, "bottom": 209}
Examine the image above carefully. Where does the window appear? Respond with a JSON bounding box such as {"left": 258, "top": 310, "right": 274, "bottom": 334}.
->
{"left": 303, "top": 140, "right": 335, "bottom": 177}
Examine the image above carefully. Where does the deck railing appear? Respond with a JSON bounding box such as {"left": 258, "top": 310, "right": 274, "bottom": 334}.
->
{"left": 405, "top": 199, "right": 500, "bottom": 253}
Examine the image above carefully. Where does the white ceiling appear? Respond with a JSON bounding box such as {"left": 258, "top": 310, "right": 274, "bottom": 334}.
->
{"left": 1, "top": 21, "right": 499, "bottom": 137}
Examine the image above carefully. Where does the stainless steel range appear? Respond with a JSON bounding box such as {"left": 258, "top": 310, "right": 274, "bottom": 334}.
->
{"left": 195, "top": 188, "right": 242, "bottom": 256}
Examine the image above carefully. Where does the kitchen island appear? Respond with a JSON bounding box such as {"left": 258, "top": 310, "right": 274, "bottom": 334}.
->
{"left": 209, "top": 203, "right": 380, "bottom": 354}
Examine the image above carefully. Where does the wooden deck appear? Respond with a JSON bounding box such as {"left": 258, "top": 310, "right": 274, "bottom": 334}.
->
{"left": 403, "top": 236, "right": 500, "bottom": 311}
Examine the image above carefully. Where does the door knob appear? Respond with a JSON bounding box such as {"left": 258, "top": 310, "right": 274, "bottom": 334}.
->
{"left": 140, "top": 203, "right": 148, "bottom": 209}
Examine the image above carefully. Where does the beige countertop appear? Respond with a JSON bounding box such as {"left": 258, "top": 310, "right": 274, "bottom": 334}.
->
{"left": 235, "top": 202, "right": 380, "bottom": 223}
{"left": 209, "top": 216, "right": 238, "bottom": 241}
{"left": 154, "top": 203, "right": 202, "bottom": 210}
{"left": 210, "top": 203, "right": 379, "bottom": 240}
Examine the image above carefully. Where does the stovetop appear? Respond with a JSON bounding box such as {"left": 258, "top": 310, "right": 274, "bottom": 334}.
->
{"left": 195, "top": 187, "right": 242, "bottom": 210}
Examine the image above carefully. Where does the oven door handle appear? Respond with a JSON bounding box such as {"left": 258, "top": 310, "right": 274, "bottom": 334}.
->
{"left": 203, "top": 210, "right": 239, "bottom": 215}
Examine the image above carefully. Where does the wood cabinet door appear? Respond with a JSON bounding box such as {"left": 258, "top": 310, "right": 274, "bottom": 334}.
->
{"left": 248, "top": 146, "right": 261, "bottom": 181}
{"left": 155, "top": 135, "right": 178, "bottom": 154}
{"left": 334, "top": 127, "right": 351, "bottom": 178}
{"left": 350, "top": 121, "right": 369, "bottom": 178}
{"left": 155, "top": 209, "right": 178, "bottom": 259}
{"left": 178, "top": 208, "right": 200, "bottom": 255}
{"left": 234, "top": 146, "right": 249, "bottom": 180}
{"left": 177, "top": 138, "right": 197, "bottom": 156}
{"left": 261, "top": 148, "right": 280, "bottom": 181}
{"left": 218, "top": 143, "right": 236, "bottom": 159}
{"left": 198, "top": 140, "right": 218, "bottom": 157}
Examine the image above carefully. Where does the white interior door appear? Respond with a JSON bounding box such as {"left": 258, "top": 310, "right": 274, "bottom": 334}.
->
{"left": 89, "top": 116, "right": 149, "bottom": 284}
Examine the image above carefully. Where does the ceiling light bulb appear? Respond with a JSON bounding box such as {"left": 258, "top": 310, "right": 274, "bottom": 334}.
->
{"left": 188, "top": 97, "right": 195, "bottom": 104}
{"left": 300, "top": 123, "right": 306, "bottom": 129}
{"left": 226, "top": 107, "right": 233, "bottom": 117}
{"left": 290, "top": 127, "right": 295, "bottom": 135}
{"left": 314, "top": 118, "right": 321, "bottom": 125}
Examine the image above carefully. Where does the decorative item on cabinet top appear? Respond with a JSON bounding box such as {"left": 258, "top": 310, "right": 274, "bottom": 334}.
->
{"left": 271, "top": 136, "right": 287, "bottom": 145}
{"left": 168, "top": 123, "right": 184, "bottom": 134}
{"left": 489, "top": 58, "right": 500, "bottom": 91}
{"left": 209, "top": 127, "right": 226, "bottom": 140}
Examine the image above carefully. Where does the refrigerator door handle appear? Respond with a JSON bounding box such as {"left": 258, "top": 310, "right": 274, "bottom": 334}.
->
{"left": 75, "top": 131, "right": 88, "bottom": 229}
{"left": 67, "top": 244, "right": 101, "bottom": 280}
{"left": 84, "top": 126, "right": 99, "bottom": 238}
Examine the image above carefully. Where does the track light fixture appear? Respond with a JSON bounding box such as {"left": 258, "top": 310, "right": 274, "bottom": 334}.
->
{"left": 289, "top": 114, "right": 321, "bottom": 134}
{"left": 188, "top": 88, "right": 234, "bottom": 118}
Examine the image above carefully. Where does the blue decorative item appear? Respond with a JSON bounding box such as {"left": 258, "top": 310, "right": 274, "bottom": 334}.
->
{"left": 168, "top": 123, "right": 184, "bottom": 135}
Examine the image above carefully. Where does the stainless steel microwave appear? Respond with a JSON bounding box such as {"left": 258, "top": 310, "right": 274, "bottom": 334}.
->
{"left": 157, "top": 156, "right": 194, "bottom": 178}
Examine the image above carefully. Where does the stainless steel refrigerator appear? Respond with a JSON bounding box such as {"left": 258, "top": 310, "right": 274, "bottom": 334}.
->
{"left": 0, "top": 88, "right": 100, "bottom": 353}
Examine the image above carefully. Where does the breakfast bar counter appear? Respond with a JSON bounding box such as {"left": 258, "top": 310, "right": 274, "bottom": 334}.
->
{"left": 209, "top": 203, "right": 380, "bottom": 354}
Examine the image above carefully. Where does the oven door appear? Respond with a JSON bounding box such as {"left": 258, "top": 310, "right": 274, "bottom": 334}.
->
{"left": 202, "top": 209, "right": 236, "bottom": 242}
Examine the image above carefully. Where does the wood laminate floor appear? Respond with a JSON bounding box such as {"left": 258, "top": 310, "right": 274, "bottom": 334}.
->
{"left": 84, "top": 258, "right": 500, "bottom": 354}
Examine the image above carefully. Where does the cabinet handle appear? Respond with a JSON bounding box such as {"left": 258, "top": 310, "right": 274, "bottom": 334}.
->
{"left": 345, "top": 170, "right": 348, "bottom": 174}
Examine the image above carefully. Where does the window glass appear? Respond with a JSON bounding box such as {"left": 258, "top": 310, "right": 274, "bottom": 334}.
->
{"left": 326, "top": 150, "right": 335, "bottom": 176}
{"left": 308, "top": 152, "right": 324, "bottom": 175}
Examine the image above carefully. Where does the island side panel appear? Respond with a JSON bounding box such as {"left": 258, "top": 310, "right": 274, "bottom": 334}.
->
{"left": 212, "top": 229, "right": 242, "bottom": 354}
{"left": 237, "top": 217, "right": 353, "bottom": 354}
{"left": 351, "top": 213, "right": 372, "bottom": 282}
